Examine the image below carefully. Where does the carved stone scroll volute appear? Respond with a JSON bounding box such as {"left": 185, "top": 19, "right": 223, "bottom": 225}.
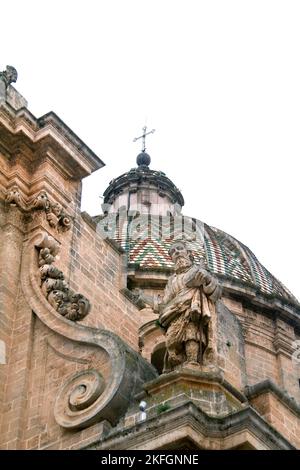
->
{"left": 21, "top": 231, "right": 157, "bottom": 430}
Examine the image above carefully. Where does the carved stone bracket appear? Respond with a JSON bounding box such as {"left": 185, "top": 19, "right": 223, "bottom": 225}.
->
{"left": 36, "top": 233, "right": 90, "bottom": 322}
{"left": 5, "top": 186, "right": 72, "bottom": 231}
{"left": 20, "top": 231, "right": 157, "bottom": 430}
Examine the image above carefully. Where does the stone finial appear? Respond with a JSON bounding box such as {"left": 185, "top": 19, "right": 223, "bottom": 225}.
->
{"left": 0, "top": 65, "right": 18, "bottom": 88}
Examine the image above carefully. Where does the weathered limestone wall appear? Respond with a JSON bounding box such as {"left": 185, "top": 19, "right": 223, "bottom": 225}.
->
{"left": 216, "top": 302, "right": 247, "bottom": 391}
{"left": 0, "top": 210, "right": 148, "bottom": 449}
{"left": 0, "top": 202, "right": 28, "bottom": 448}
{"left": 64, "top": 214, "right": 140, "bottom": 349}
{"left": 249, "top": 390, "right": 300, "bottom": 449}
{"left": 0, "top": 199, "right": 144, "bottom": 450}
{"left": 223, "top": 297, "right": 300, "bottom": 403}
{"left": 0, "top": 101, "right": 148, "bottom": 449}
{"left": 244, "top": 343, "right": 280, "bottom": 385}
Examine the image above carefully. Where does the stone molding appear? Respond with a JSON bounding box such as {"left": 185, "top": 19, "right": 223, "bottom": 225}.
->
{"left": 126, "top": 267, "right": 300, "bottom": 326}
{"left": 0, "top": 101, "right": 104, "bottom": 181}
{"left": 139, "top": 368, "right": 248, "bottom": 405}
{"left": 103, "top": 166, "right": 184, "bottom": 207}
{"left": 221, "top": 280, "right": 300, "bottom": 326}
{"left": 245, "top": 379, "right": 300, "bottom": 417}
{"left": 86, "top": 400, "right": 294, "bottom": 450}
{"left": 130, "top": 367, "right": 248, "bottom": 434}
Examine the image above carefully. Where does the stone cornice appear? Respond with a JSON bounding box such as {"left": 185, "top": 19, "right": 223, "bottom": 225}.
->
{"left": 0, "top": 101, "right": 104, "bottom": 179}
{"left": 86, "top": 400, "right": 294, "bottom": 450}
{"left": 124, "top": 267, "right": 300, "bottom": 323}
{"left": 103, "top": 166, "right": 184, "bottom": 207}
{"left": 141, "top": 369, "right": 248, "bottom": 404}
{"left": 245, "top": 379, "right": 300, "bottom": 417}
{"left": 220, "top": 277, "right": 300, "bottom": 327}
{"left": 139, "top": 319, "right": 160, "bottom": 339}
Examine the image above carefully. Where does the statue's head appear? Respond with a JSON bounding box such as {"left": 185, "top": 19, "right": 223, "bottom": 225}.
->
{"left": 169, "top": 239, "right": 193, "bottom": 272}
{"left": 6, "top": 66, "right": 18, "bottom": 83}
{"left": 3, "top": 66, "right": 18, "bottom": 85}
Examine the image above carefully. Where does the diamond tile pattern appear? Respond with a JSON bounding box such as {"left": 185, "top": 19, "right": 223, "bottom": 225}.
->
{"left": 110, "top": 216, "right": 298, "bottom": 305}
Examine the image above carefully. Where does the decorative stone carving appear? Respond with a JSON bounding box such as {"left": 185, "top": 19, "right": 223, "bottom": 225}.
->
{"left": 54, "top": 368, "right": 105, "bottom": 419}
{"left": 31, "top": 190, "right": 50, "bottom": 210}
{"left": 37, "top": 233, "right": 90, "bottom": 322}
{"left": 46, "top": 202, "right": 72, "bottom": 231}
{"left": 135, "top": 238, "right": 221, "bottom": 372}
{"left": 0, "top": 65, "right": 18, "bottom": 88}
{"left": 5, "top": 185, "right": 27, "bottom": 209}
{"left": 20, "top": 231, "right": 157, "bottom": 430}
{"left": 4, "top": 186, "right": 72, "bottom": 231}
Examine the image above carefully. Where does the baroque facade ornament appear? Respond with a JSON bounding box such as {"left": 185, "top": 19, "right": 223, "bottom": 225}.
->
{"left": 19, "top": 231, "right": 156, "bottom": 431}
{"left": 5, "top": 186, "right": 72, "bottom": 231}
{"left": 135, "top": 238, "right": 221, "bottom": 372}
{"left": 36, "top": 233, "right": 90, "bottom": 322}
{"left": 54, "top": 368, "right": 106, "bottom": 426}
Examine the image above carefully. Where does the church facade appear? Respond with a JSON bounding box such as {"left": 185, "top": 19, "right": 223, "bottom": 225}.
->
{"left": 0, "top": 68, "right": 299, "bottom": 450}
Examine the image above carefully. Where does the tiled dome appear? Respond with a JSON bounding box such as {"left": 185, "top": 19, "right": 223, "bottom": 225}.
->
{"left": 112, "top": 215, "right": 299, "bottom": 308}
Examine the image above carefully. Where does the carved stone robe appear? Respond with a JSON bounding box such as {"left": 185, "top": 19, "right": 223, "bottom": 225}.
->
{"left": 153, "top": 264, "right": 220, "bottom": 363}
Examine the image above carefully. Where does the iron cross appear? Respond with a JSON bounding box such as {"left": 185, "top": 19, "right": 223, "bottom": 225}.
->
{"left": 133, "top": 126, "right": 155, "bottom": 152}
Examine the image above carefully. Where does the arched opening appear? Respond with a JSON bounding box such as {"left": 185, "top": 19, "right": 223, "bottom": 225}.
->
{"left": 151, "top": 342, "right": 166, "bottom": 375}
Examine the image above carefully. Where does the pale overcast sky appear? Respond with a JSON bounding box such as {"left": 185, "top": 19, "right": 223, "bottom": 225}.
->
{"left": 2, "top": 1, "right": 300, "bottom": 300}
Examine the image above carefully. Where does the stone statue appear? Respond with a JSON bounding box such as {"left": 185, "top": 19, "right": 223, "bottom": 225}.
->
{"left": 135, "top": 239, "right": 221, "bottom": 372}
{"left": 0, "top": 65, "right": 18, "bottom": 88}
{"left": 0, "top": 66, "right": 18, "bottom": 100}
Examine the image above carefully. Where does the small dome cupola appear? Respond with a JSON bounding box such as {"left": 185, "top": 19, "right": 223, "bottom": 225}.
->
{"left": 102, "top": 127, "right": 184, "bottom": 216}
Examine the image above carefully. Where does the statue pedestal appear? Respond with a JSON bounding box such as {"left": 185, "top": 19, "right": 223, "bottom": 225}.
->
{"left": 105, "top": 368, "right": 291, "bottom": 450}
{"left": 133, "top": 367, "right": 247, "bottom": 420}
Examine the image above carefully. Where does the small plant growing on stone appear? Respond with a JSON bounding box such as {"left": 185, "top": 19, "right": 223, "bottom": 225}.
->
{"left": 155, "top": 319, "right": 166, "bottom": 331}
{"left": 157, "top": 403, "right": 170, "bottom": 414}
